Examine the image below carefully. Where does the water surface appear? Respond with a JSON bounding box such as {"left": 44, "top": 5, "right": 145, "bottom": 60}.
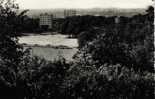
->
{"left": 19, "top": 34, "right": 78, "bottom": 61}
{"left": 19, "top": 34, "right": 78, "bottom": 48}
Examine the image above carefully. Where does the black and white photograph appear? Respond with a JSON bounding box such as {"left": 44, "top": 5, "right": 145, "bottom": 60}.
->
{"left": 0, "top": 0, "right": 154, "bottom": 99}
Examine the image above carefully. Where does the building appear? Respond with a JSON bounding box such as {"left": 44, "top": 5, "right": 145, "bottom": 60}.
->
{"left": 39, "top": 13, "right": 53, "bottom": 30}
{"left": 64, "top": 9, "right": 76, "bottom": 17}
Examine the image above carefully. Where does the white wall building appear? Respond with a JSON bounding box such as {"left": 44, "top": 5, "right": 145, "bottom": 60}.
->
{"left": 39, "top": 13, "right": 53, "bottom": 29}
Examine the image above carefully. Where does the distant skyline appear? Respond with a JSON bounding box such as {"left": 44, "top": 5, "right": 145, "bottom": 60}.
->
{"left": 16, "top": 0, "right": 153, "bottom": 9}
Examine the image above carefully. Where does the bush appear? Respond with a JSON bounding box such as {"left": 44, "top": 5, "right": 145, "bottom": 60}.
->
{"left": 0, "top": 57, "right": 154, "bottom": 99}
{"left": 64, "top": 64, "right": 154, "bottom": 99}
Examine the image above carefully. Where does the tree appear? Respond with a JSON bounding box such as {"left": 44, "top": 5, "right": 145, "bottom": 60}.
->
{"left": 0, "top": 0, "right": 28, "bottom": 98}
{"left": 74, "top": 7, "right": 154, "bottom": 72}
{"left": 0, "top": 0, "right": 24, "bottom": 68}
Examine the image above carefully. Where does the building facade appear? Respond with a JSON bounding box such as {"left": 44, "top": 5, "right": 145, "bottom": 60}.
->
{"left": 64, "top": 9, "right": 76, "bottom": 17}
{"left": 39, "top": 13, "right": 53, "bottom": 30}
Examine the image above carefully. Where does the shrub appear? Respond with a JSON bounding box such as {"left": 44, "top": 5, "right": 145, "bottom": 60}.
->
{"left": 65, "top": 64, "right": 154, "bottom": 99}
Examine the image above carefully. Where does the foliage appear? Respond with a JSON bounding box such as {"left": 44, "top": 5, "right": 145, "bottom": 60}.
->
{"left": 0, "top": 1, "right": 154, "bottom": 99}
{"left": 0, "top": 0, "right": 30, "bottom": 98}
{"left": 19, "top": 16, "right": 40, "bottom": 33}
{"left": 1, "top": 55, "right": 154, "bottom": 99}
{"left": 60, "top": 15, "right": 116, "bottom": 37}
{"left": 78, "top": 27, "right": 104, "bottom": 48}
{"left": 75, "top": 6, "right": 154, "bottom": 72}
{"left": 65, "top": 64, "right": 154, "bottom": 99}
{"left": 0, "top": 0, "right": 23, "bottom": 64}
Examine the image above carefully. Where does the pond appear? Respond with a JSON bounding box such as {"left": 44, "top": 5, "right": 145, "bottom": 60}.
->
{"left": 19, "top": 34, "right": 78, "bottom": 48}
{"left": 18, "top": 33, "right": 78, "bottom": 61}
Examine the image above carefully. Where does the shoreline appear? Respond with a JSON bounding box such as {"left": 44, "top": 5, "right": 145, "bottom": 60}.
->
{"left": 19, "top": 32, "right": 58, "bottom": 36}
{"left": 22, "top": 44, "right": 78, "bottom": 49}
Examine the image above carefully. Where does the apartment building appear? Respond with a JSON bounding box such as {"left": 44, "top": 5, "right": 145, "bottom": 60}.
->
{"left": 39, "top": 13, "right": 53, "bottom": 29}
{"left": 64, "top": 9, "right": 76, "bottom": 17}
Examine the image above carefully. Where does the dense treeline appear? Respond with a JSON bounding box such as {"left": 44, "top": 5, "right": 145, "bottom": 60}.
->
{"left": 0, "top": 0, "right": 154, "bottom": 99}
{"left": 59, "top": 14, "right": 150, "bottom": 37}
{"left": 19, "top": 16, "right": 40, "bottom": 33}
{"left": 60, "top": 15, "right": 116, "bottom": 37}
{"left": 15, "top": 12, "right": 41, "bottom": 34}
{"left": 75, "top": 6, "right": 154, "bottom": 72}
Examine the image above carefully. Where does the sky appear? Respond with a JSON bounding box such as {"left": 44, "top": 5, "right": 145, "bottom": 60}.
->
{"left": 16, "top": 0, "right": 153, "bottom": 9}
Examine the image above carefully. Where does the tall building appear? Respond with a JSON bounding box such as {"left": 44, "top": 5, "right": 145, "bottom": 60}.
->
{"left": 39, "top": 13, "right": 53, "bottom": 29}
{"left": 64, "top": 9, "right": 76, "bottom": 17}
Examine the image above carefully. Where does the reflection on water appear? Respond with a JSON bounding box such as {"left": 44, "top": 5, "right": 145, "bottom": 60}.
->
{"left": 25, "top": 46, "right": 78, "bottom": 61}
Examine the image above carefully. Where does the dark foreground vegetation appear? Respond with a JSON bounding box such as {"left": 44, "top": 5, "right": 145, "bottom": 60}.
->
{"left": 0, "top": 0, "right": 154, "bottom": 99}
